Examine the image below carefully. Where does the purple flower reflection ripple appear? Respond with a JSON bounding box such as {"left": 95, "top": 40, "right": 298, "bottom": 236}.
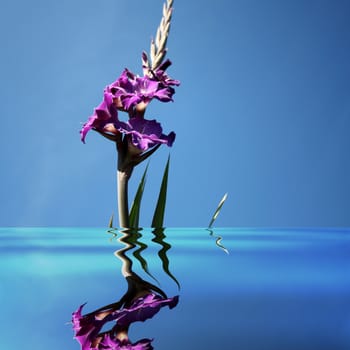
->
{"left": 72, "top": 293, "right": 179, "bottom": 350}
{"left": 99, "top": 336, "right": 153, "bottom": 350}
{"left": 116, "top": 118, "right": 175, "bottom": 151}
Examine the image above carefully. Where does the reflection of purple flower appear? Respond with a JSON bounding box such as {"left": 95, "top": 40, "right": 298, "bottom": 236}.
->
{"left": 99, "top": 335, "right": 153, "bottom": 350}
{"left": 110, "top": 293, "right": 179, "bottom": 327}
{"left": 107, "top": 68, "right": 176, "bottom": 111}
{"left": 116, "top": 118, "right": 175, "bottom": 151}
{"left": 72, "top": 303, "right": 105, "bottom": 350}
{"left": 72, "top": 293, "right": 179, "bottom": 350}
{"left": 80, "top": 92, "right": 119, "bottom": 143}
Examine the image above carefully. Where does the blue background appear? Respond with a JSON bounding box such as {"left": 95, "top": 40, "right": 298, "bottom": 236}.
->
{"left": 1, "top": 0, "right": 349, "bottom": 227}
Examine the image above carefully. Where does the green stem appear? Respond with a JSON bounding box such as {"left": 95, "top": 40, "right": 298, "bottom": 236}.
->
{"left": 117, "top": 169, "right": 132, "bottom": 228}
{"left": 116, "top": 137, "right": 159, "bottom": 228}
{"left": 116, "top": 136, "right": 133, "bottom": 229}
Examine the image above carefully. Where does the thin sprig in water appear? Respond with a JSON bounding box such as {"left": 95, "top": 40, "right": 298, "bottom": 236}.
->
{"left": 207, "top": 193, "right": 229, "bottom": 254}
{"left": 208, "top": 193, "right": 228, "bottom": 228}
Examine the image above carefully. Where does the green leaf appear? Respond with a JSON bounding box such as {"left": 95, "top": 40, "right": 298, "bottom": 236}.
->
{"left": 129, "top": 164, "right": 149, "bottom": 229}
{"left": 208, "top": 193, "right": 228, "bottom": 228}
{"left": 152, "top": 156, "right": 170, "bottom": 228}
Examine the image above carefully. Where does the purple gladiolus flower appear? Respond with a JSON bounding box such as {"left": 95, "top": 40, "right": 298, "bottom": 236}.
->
{"left": 116, "top": 118, "right": 175, "bottom": 151}
{"left": 80, "top": 91, "right": 119, "bottom": 143}
{"left": 107, "top": 68, "right": 176, "bottom": 111}
{"left": 72, "top": 293, "right": 179, "bottom": 350}
{"left": 80, "top": 59, "right": 179, "bottom": 145}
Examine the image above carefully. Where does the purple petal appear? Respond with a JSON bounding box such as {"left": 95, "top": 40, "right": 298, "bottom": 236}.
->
{"left": 129, "top": 118, "right": 162, "bottom": 136}
{"left": 153, "top": 87, "right": 174, "bottom": 102}
{"left": 72, "top": 304, "right": 106, "bottom": 350}
{"left": 163, "top": 131, "right": 176, "bottom": 147}
{"left": 153, "top": 60, "right": 181, "bottom": 87}
{"left": 80, "top": 93, "right": 119, "bottom": 143}
{"left": 105, "top": 67, "right": 178, "bottom": 111}
{"left": 80, "top": 115, "right": 97, "bottom": 143}
{"left": 115, "top": 118, "right": 176, "bottom": 151}
{"left": 108, "top": 294, "right": 179, "bottom": 327}
{"left": 121, "top": 95, "right": 142, "bottom": 110}
{"left": 100, "top": 335, "right": 154, "bottom": 350}
{"left": 72, "top": 294, "right": 178, "bottom": 349}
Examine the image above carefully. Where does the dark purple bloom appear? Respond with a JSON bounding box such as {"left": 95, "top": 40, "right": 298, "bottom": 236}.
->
{"left": 107, "top": 68, "right": 176, "bottom": 111}
{"left": 115, "top": 118, "right": 175, "bottom": 151}
{"left": 72, "top": 293, "right": 179, "bottom": 350}
{"left": 152, "top": 59, "right": 180, "bottom": 88}
{"left": 80, "top": 91, "right": 119, "bottom": 143}
{"left": 81, "top": 59, "right": 179, "bottom": 144}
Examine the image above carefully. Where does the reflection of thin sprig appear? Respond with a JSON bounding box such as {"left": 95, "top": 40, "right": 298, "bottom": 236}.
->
{"left": 107, "top": 214, "right": 118, "bottom": 239}
{"left": 207, "top": 228, "right": 229, "bottom": 255}
{"left": 143, "top": 0, "right": 174, "bottom": 73}
{"left": 207, "top": 193, "right": 229, "bottom": 254}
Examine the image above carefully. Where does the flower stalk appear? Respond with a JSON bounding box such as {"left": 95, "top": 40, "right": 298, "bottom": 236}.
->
{"left": 80, "top": 0, "right": 178, "bottom": 229}
{"left": 117, "top": 169, "right": 131, "bottom": 228}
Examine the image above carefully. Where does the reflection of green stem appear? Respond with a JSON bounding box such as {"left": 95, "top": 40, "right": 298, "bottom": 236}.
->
{"left": 85, "top": 268, "right": 168, "bottom": 318}
{"left": 115, "top": 229, "right": 158, "bottom": 283}
{"left": 116, "top": 136, "right": 132, "bottom": 229}
{"left": 152, "top": 228, "right": 180, "bottom": 289}
{"left": 117, "top": 139, "right": 161, "bottom": 229}
{"left": 115, "top": 229, "right": 135, "bottom": 277}
{"left": 114, "top": 228, "right": 180, "bottom": 288}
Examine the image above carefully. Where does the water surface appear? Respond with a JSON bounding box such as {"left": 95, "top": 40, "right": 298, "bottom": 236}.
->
{"left": 1, "top": 227, "right": 349, "bottom": 350}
